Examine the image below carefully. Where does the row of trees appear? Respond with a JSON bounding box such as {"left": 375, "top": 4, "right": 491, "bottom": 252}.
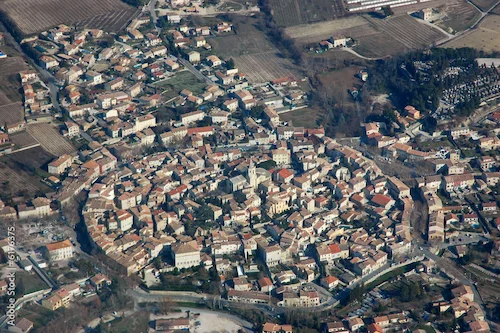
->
{"left": 258, "top": 0, "right": 302, "bottom": 64}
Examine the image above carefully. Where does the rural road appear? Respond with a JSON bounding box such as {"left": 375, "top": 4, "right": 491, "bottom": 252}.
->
{"left": 437, "top": 0, "right": 500, "bottom": 46}
{"left": 145, "top": 0, "right": 160, "bottom": 33}
{"left": 341, "top": 47, "right": 384, "bottom": 61}
{"left": 414, "top": 243, "right": 486, "bottom": 311}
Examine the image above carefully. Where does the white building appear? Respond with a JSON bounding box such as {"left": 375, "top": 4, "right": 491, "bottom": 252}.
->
{"left": 172, "top": 243, "right": 200, "bottom": 269}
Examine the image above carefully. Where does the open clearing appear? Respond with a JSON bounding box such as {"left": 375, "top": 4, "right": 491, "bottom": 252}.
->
{"left": 434, "top": 0, "right": 481, "bottom": 33}
{"left": 443, "top": 14, "right": 500, "bottom": 52}
{"left": 280, "top": 107, "right": 324, "bottom": 128}
{"left": 211, "top": 16, "right": 299, "bottom": 83}
{"left": 27, "top": 123, "right": 76, "bottom": 156}
{"left": 155, "top": 70, "right": 207, "bottom": 99}
{"left": 0, "top": 0, "right": 138, "bottom": 36}
{"left": 270, "top": 0, "right": 345, "bottom": 27}
{"left": 285, "top": 16, "right": 367, "bottom": 45}
{"left": 153, "top": 307, "right": 250, "bottom": 333}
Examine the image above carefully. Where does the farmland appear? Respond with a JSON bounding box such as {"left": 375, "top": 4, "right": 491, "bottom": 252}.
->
{"left": 233, "top": 52, "right": 298, "bottom": 82}
{"left": 285, "top": 14, "right": 445, "bottom": 58}
{"left": 26, "top": 123, "right": 76, "bottom": 156}
{"left": 0, "top": 0, "right": 138, "bottom": 36}
{"left": 270, "top": 0, "right": 345, "bottom": 27}
{"left": 0, "top": 147, "right": 54, "bottom": 199}
{"left": 471, "top": 0, "right": 498, "bottom": 11}
{"left": 9, "top": 131, "right": 39, "bottom": 149}
{"left": 353, "top": 15, "right": 446, "bottom": 58}
{"left": 434, "top": 0, "right": 481, "bottom": 33}
{"left": 284, "top": 16, "right": 368, "bottom": 45}
{"left": 0, "top": 57, "right": 26, "bottom": 104}
{"left": 0, "top": 25, "right": 27, "bottom": 113}
{"left": 0, "top": 102, "right": 24, "bottom": 130}
{"left": 211, "top": 16, "right": 299, "bottom": 83}
{"left": 74, "top": 7, "right": 140, "bottom": 32}
{"left": 443, "top": 15, "right": 500, "bottom": 52}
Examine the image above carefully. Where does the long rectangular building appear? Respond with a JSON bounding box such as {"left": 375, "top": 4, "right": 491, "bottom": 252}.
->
{"left": 347, "top": 0, "right": 425, "bottom": 12}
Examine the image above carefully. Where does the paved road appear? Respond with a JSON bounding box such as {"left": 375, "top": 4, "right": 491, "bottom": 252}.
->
{"left": 436, "top": 0, "right": 500, "bottom": 48}
{"left": 417, "top": 246, "right": 484, "bottom": 309}
{"left": 145, "top": 0, "right": 160, "bottom": 33}
{"left": 439, "top": 235, "right": 489, "bottom": 249}
{"left": 340, "top": 47, "right": 385, "bottom": 61}
{"left": 0, "top": 289, "right": 51, "bottom": 328}
{"left": 178, "top": 58, "right": 214, "bottom": 85}
{"left": 27, "top": 256, "right": 57, "bottom": 289}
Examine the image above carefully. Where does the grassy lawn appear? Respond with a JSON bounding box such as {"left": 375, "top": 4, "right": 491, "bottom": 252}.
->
{"left": 17, "top": 271, "right": 49, "bottom": 295}
{"left": 154, "top": 70, "right": 207, "bottom": 99}
{"left": 416, "top": 324, "right": 436, "bottom": 333}
{"left": 280, "top": 107, "right": 324, "bottom": 128}
{"left": 417, "top": 138, "right": 453, "bottom": 152}
{"left": 107, "top": 311, "right": 150, "bottom": 332}
{"left": 18, "top": 304, "right": 56, "bottom": 328}
{"left": 364, "top": 262, "right": 418, "bottom": 290}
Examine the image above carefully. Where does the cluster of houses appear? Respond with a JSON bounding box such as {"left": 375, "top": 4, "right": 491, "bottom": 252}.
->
{"left": 41, "top": 273, "right": 112, "bottom": 311}
{"left": 0, "top": 5, "right": 498, "bottom": 333}
{"left": 432, "top": 285, "right": 490, "bottom": 333}
{"left": 360, "top": 104, "right": 500, "bottom": 244}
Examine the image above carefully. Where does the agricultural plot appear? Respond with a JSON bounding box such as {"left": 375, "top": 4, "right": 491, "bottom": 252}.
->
{"left": 27, "top": 123, "right": 76, "bottom": 156}
{"left": 285, "top": 16, "right": 368, "bottom": 45}
{"left": 0, "top": 147, "right": 53, "bottom": 198}
{"left": 0, "top": 0, "right": 138, "bottom": 36}
{"left": 9, "top": 131, "right": 39, "bottom": 149}
{"left": 434, "top": 0, "right": 480, "bottom": 33}
{"left": 211, "top": 16, "right": 299, "bottom": 83}
{"left": 491, "top": 4, "right": 500, "bottom": 14}
{"left": 0, "top": 56, "right": 27, "bottom": 105}
{"left": 0, "top": 102, "right": 24, "bottom": 129}
{"left": 270, "top": 0, "right": 345, "bottom": 27}
{"left": 0, "top": 164, "right": 42, "bottom": 197}
{"left": 233, "top": 51, "right": 297, "bottom": 82}
{"left": 443, "top": 15, "right": 500, "bottom": 52}
{"left": 210, "top": 19, "right": 276, "bottom": 57}
{"left": 6, "top": 146, "right": 55, "bottom": 169}
{"left": 270, "top": 0, "right": 302, "bottom": 26}
{"left": 75, "top": 7, "right": 140, "bottom": 32}
{"left": 353, "top": 15, "right": 446, "bottom": 58}
{"left": 471, "top": 0, "right": 497, "bottom": 11}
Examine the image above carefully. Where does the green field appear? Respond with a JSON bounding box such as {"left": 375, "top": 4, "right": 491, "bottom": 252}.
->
{"left": 17, "top": 271, "right": 50, "bottom": 295}
{"left": 18, "top": 304, "right": 56, "bottom": 328}
{"left": 107, "top": 311, "right": 150, "bottom": 332}
{"left": 364, "top": 262, "right": 418, "bottom": 290}
{"left": 280, "top": 107, "right": 324, "bottom": 128}
{"left": 155, "top": 70, "right": 207, "bottom": 100}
